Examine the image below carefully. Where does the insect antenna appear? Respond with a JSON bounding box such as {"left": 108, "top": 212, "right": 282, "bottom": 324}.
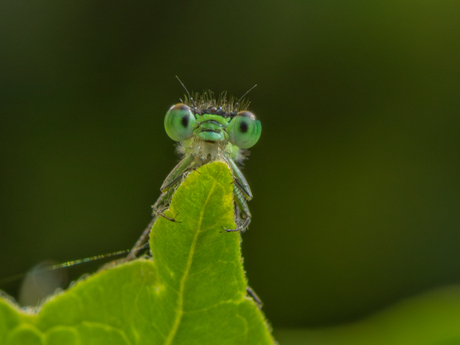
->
{"left": 238, "top": 84, "right": 257, "bottom": 104}
{"left": 234, "top": 84, "right": 257, "bottom": 111}
{"left": 175, "top": 76, "right": 197, "bottom": 109}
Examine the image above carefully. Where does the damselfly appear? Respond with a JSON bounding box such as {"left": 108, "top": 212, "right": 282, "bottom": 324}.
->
{"left": 0, "top": 79, "right": 262, "bottom": 306}
{"left": 127, "top": 78, "right": 261, "bottom": 260}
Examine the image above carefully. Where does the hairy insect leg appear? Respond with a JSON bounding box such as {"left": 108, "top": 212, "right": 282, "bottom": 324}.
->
{"left": 160, "top": 154, "right": 195, "bottom": 192}
{"left": 222, "top": 184, "right": 252, "bottom": 232}
{"left": 126, "top": 157, "right": 195, "bottom": 261}
{"left": 247, "top": 285, "right": 263, "bottom": 309}
{"left": 125, "top": 216, "right": 157, "bottom": 261}
{"left": 223, "top": 156, "right": 253, "bottom": 200}
{"left": 153, "top": 208, "right": 181, "bottom": 223}
{"left": 126, "top": 188, "right": 174, "bottom": 261}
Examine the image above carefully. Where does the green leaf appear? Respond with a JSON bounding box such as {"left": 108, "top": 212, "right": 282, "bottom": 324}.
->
{"left": 275, "top": 286, "right": 460, "bottom": 345}
{"left": 0, "top": 161, "right": 275, "bottom": 345}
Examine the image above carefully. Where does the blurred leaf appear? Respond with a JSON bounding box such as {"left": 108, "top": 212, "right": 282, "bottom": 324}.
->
{"left": 0, "top": 162, "right": 274, "bottom": 345}
{"left": 275, "top": 286, "right": 460, "bottom": 345}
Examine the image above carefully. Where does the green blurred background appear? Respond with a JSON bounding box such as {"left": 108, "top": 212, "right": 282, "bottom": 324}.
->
{"left": 1, "top": 0, "right": 460, "bottom": 341}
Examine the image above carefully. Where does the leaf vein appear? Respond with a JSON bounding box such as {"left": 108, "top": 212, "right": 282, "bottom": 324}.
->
{"left": 163, "top": 177, "right": 218, "bottom": 345}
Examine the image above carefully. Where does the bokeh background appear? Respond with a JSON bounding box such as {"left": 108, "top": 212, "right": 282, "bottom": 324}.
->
{"left": 1, "top": 1, "right": 460, "bottom": 343}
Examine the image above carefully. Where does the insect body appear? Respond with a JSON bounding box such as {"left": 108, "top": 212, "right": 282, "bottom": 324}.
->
{"left": 128, "top": 86, "right": 261, "bottom": 259}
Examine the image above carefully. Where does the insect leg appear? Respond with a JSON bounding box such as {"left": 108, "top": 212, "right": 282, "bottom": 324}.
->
{"left": 246, "top": 285, "right": 263, "bottom": 308}
{"left": 226, "top": 156, "right": 253, "bottom": 200}
{"left": 160, "top": 154, "right": 195, "bottom": 192}
{"left": 127, "top": 156, "right": 196, "bottom": 260}
{"left": 222, "top": 183, "right": 252, "bottom": 232}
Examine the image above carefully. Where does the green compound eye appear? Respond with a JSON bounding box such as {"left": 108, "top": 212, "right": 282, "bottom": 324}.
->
{"left": 164, "top": 103, "right": 197, "bottom": 141}
{"left": 228, "top": 111, "right": 262, "bottom": 149}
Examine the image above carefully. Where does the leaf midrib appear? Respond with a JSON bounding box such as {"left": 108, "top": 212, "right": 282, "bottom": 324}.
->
{"left": 163, "top": 177, "right": 218, "bottom": 345}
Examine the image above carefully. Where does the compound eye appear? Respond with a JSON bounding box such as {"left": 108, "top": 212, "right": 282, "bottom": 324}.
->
{"left": 228, "top": 111, "right": 262, "bottom": 148}
{"left": 164, "top": 104, "right": 197, "bottom": 141}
